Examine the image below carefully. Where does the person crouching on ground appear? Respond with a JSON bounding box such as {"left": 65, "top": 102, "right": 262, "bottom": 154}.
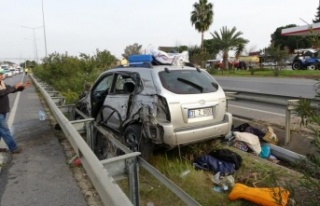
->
{"left": 0, "top": 69, "right": 31, "bottom": 154}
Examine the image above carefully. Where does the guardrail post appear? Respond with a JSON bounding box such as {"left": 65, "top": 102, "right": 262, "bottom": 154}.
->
{"left": 285, "top": 100, "right": 300, "bottom": 145}
{"left": 85, "top": 121, "right": 94, "bottom": 150}
{"left": 127, "top": 158, "right": 140, "bottom": 206}
{"left": 225, "top": 92, "right": 237, "bottom": 112}
{"left": 285, "top": 108, "right": 291, "bottom": 145}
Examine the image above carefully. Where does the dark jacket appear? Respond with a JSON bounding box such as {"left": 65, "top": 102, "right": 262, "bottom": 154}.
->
{"left": 193, "top": 155, "right": 236, "bottom": 176}
{"left": 0, "top": 81, "right": 17, "bottom": 113}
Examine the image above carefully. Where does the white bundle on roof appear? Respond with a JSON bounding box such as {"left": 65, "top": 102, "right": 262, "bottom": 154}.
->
{"left": 146, "top": 46, "right": 189, "bottom": 66}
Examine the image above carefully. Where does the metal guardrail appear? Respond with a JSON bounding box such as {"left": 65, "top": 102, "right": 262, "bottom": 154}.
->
{"left": 225, "top": 88, "right": 320, "bottom": 145}
{"left": 30, "top": 75, "right": 201, "bottom": 206}
{"left": 31, "top": 75, "right": 135, "bottom": 206}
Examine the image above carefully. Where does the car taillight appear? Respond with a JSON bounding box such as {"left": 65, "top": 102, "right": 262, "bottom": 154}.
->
{"left": 156, "top": 95, "right": 171, "bottom": 122}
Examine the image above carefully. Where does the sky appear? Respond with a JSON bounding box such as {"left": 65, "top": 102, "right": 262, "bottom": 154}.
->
{"left": 0, "top": 0, "right": 319, "bottom": 64}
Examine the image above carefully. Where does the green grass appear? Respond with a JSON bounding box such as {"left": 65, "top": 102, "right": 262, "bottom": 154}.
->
{"left": 117, "top": 140, "right": 300, "bottom": 206}
{"left": 209, "top": 68, "right": 320, "bottom": 79}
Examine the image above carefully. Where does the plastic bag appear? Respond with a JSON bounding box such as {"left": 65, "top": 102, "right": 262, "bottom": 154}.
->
{"left": 259, "top": 145, "right": 271, "bottom": 158}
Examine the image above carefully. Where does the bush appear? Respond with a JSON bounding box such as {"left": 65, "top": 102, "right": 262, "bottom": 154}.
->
{"left": 33, "top": 51, "right": 117, "bottom": 103}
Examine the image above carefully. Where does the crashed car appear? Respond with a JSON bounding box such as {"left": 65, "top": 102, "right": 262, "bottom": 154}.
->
{"left": 75, "top": 54, "right": 232, "bottom": 159}
{"left": 292, "top": 48, "right": 320, "bottom": 70}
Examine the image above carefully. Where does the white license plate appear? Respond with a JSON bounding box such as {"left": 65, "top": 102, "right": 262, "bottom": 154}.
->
{"left": 188, "top": 107, "right": 213, "bottom": 118}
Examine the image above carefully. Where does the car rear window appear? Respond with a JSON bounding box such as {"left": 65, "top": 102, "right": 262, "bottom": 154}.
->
{"left": 159, "top": 70, "right": 219, "bottom": 94}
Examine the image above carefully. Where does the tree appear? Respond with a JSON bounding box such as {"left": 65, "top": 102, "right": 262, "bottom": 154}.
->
{"left": 188, "top": 45, "right": 209, "bottom": 67}
{"left": 20, "top": 60, "right": 38, "bottom": 68}
{"left": 210, "top": 26, "right": 249, "bottom": 70}
{"left": 271, "top": 25, "right": 311, "bottom": 52}
{"left": 122, "top": 43, "right": 142, "bottom": 59}
{"left": 33, "top": 50, "right": 117, "bottom": 103}
{"left": 203, "top": 39, "right": 220, "bottom": 58}
{"left": 313, "top": 1, "right": 320, "bottom": 23}
{"left": 190, "top": 0, "right": 214, "bottom": 50}
{"left": 94, "top": 49, "right": 116, "bottom": 69}
{"left": 265, "top": 43, "right": 289, "bottom": 76}
{"left": 177, "top": 45, "right": 189, "bottom": 53}
{"left": 235, "top": 43, "right": 244, "bottom": 62}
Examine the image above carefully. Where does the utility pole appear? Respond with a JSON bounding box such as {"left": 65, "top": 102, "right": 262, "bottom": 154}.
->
{"left": 42, "top": 0, "right": 48, "bottom": 57}
{"left": 22, "top": 26, "right": 42, "bottom": 63}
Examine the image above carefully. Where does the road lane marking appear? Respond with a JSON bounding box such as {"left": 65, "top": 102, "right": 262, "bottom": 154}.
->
{"left": 8, "top": 74, "right": 26, "bottom": 134}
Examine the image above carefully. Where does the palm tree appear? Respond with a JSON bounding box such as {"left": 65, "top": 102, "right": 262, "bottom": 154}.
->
{"left": 234, "top": 43, "right": 245, "bottom": 69}
{"left": 190, "top": 0, "right": 214, "bottom": 50}
{"left": 211, "top": 26, "right": 249, "bottom": 70}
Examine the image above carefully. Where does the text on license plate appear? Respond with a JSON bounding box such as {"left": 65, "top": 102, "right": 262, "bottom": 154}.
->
{"left": 188, "top": 107, "right": 213, "bottom": 118}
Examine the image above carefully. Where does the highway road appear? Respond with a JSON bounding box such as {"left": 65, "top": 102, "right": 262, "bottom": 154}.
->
{"left": 0, "top": 73, "right": 87, "bottom": 206}
{"left": 214, "top": 76, "right": 319, "bottom": 126}
{"left": 215, "top": 76, "right": 319, "bottom": 98}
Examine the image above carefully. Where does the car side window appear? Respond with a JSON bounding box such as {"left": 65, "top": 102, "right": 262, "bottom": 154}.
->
{"left": 93, "top": 74, "right": 113, "bottom": 97}
{"left": 112, "top": 73, "right": 136, "bottom": 94}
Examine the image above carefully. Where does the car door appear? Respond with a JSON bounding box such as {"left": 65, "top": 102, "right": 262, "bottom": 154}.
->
{"left": 90, "top": 73, "right": 114, "bottom": 118}
{"left": 100, "top": 72, "right": 137, "bottom": 132}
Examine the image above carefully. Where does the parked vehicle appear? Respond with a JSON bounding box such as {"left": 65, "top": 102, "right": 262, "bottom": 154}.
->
{"left": 10, "top": 68, "right": 17, "bottom": 75}
{"left": 292, "top": 49, "right": 320, "bottom": 70}
{"left": 76, "top": 54, "right": 232, "bottom": 159}
{"left": 4, "top": 69, "right": 13, "bottom": 77}
{"left": 206, "top": 59, "right": 242, "bottom": 69}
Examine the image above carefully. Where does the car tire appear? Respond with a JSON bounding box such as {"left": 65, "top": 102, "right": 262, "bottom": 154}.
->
{"left": 292, "top": 61, "right": 302, "bottom": 70}
{"left": 123, "top": 125, "right": 154, "bottom": 159}
{"left": 309, "top": 63, "right": 317, "bottom": 70}
{"left": 94, "top": 130, "right": 120, "bottom": 160}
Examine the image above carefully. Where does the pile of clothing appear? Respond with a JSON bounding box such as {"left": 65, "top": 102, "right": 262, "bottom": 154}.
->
{"left": 225, "top": 123, "right": 279, "bottom": 162}
{"left": 193, "top": 148, "right": 242, "bottom": 176}
{"left": 192, "top": 146, "right": 289, "bottom": 205}
{"left": 193, "top": 148, "right": 242, "bottom": 192}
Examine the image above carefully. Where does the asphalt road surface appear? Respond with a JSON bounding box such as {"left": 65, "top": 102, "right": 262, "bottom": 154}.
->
{"left": 215, "top": 76, "right": 319, "bottom": 98}
{"left": 0, "top": 74, "right": 87, "bottom": 206}
{"left": 215, "top": 76, "right": 318, "bottom": 127}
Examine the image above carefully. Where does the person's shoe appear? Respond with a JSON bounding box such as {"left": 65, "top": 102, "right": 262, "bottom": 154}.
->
{"left": 0, "top": 148, "right": 8, "bottom": 153}
{"left": 11, "top": 147, "right": 22, "bottom": 154}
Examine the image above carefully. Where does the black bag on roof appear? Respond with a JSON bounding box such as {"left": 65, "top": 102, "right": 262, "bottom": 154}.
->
{"left": 208, "top": 148, "right": 242, "bottom": 170}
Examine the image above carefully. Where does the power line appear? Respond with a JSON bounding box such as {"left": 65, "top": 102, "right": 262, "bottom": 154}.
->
{"left": 21, "top": 26, "right": 43, "bottom": 63}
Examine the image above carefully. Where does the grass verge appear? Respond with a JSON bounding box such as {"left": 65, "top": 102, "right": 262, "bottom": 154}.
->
{"left": 118, "top": 140, "right": 301, "bottom": 206}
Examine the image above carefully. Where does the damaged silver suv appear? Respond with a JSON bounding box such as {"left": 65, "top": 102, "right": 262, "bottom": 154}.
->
{"left": 76, "top": 55, "right": 232, "bottom": 159}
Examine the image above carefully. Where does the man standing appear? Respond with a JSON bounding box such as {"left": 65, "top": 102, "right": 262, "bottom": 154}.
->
{"left": 0, "top": 69, "right": 30, "bottom": 153}
{"left": 24, "top": 67, "right": 29, "bottom": 76}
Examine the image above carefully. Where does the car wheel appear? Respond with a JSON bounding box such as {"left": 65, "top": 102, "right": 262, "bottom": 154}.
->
{"left": 123, "top": 125, "right": 154, "bottom": 159}
{"left": 94, "top": 113, "right": 120, "bottom": 160}
{"left": 292, "top": 61, "right": 302, "bottom": 70}
{"left": 309, "top": 63, "right": 317, "bottom": 70}
{"left": 94, "top": 130, "right": 119, "bottom": 160}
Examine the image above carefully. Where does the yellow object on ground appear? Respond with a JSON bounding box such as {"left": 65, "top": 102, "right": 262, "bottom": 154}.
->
{"left": 228, "top": 183, "right": 290, "bottom": 206}
{"left": 263, "top": 126, "right": 279, "bottom": 145}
